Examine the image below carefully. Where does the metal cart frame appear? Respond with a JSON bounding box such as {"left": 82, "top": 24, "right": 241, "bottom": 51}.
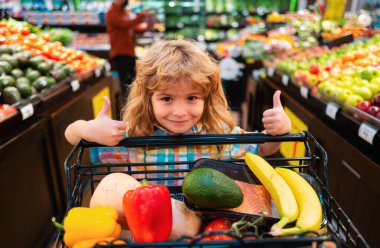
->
{"left": 54, "top": 131, "right": 369, "bottom": 248}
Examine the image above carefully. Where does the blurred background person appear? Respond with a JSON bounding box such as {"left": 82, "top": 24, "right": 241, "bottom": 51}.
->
{"left": 106, "top": 0, "right": 147, "bottom": 100}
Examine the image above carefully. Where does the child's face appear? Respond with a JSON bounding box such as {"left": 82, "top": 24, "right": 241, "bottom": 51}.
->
{"left": 151, "top": 80, "right": 205, "bottom": 134}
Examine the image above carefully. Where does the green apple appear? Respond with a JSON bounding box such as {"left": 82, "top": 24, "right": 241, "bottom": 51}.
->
{"left": 345, "top": 94, "right": 364, "bottom": 106}
{"left": 370, "top": 77, "right": 380, "bottom": 85}
{"left": 368, "top": 83, "right": 380, "bottom": 95}
{"left": 351, "top": 85, "right": 361, "bottom": 95}
{"left": 341, "top": 80, "right": 354, "bottom": 87}
{"left": 335, "top": 81, "right": 345, "bottom": 88}
{"left": 356, "top": 86, "right": 373, "bottom": 100}
{"left": 333, "top": 87, "right": 351, "bottom": 102}
{"left": 353, "top": 71, "right": 362, "bottom": 78}
{"left": 340, "top": 75, "right": 353, "bottom": 82}
{"left": 324, "top": 84, "right": 338, "bottom": 95}
{"left": 361, "top": 67, "right": 376, "bottom": 81}
{"left": 341, "top": 68, "right": 355, "bottom": 76}
{"left": 354, "top": 79, "right": 369, "bottom": 87}
{"left": 317, "top": 81, "right": 329, "bottom": 92}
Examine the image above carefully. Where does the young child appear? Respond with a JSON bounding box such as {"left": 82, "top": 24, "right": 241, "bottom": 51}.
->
{"left": 65, "top": 40, "right": 291, "bottom": 183}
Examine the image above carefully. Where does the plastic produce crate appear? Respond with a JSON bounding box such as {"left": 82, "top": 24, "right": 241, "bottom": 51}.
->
{"left": 53, "top": 131, "right": 369, "bottom": 248}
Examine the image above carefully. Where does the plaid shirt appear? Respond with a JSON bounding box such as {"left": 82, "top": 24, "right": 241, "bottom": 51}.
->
{"left": 90, "top": 124, "right": 259, "bottom": 185}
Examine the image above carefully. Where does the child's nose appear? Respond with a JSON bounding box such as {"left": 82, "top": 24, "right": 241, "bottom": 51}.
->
{"left": 172, "top": 103, "right": 187, "bottom": 116}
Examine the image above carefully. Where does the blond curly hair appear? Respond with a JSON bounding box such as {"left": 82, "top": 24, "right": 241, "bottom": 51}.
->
{"left": 122, "top": 39, "right": 235, "bottom": 136}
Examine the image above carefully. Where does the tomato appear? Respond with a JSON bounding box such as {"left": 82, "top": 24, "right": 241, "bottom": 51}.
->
{"left": 21, "top": 27, "right": 30, "bottom": 36}
{"left": 202, "top": 219, "right": 233, "bottom": 241}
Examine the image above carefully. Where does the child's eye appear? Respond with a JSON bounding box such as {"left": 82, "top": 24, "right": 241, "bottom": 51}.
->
{"left": 188, "top": 96, "right": 198, "bottom": 101}
{"left": 161, "top": 97, "right": 172, "bottom": 102}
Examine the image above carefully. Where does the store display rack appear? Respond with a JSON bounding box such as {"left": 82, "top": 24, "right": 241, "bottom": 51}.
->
{"left": 263, "top": 70, "right": 380, "bottom": 164}
{"left": 53, "top": 131, "right": 369, "bottom": 248}
{"left": 0, "top": 66, "right": 108, "bottom": 142}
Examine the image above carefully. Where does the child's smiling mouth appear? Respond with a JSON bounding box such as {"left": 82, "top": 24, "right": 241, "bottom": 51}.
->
{"left": 169, "top": 120, "right": 189, "bottom": 124}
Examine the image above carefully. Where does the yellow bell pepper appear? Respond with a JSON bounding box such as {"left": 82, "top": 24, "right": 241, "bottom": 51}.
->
{"left": 55, "top": 207, "right": 121, "bottom": 248}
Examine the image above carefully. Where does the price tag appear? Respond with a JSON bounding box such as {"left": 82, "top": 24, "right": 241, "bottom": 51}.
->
{"left": 358, "top": 122, "right": 378, "bottom": 145}
{"left": 325, "top": 102, "right": 340, "bottom": 120}
{"left": 20, "top": 103, "right": 34, "bottom": 120}
{"left": 282, "top": 74, "right": 289, "bottom": 86}
{"left": 94, "top": 68, "right": 101, "bottom": 78}
{"left": 70, "top": 80, "right": 80, "bottom": 92}
{"left": 267, "top": 67, "right": 275, "bottom": 77}
{"left": 300, "top": 86, "right": 309, "bottom": 99}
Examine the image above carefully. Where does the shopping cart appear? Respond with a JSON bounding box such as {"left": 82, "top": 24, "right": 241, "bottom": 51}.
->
{"left": 53, "top": 131, "right": 369, "bottom": 248}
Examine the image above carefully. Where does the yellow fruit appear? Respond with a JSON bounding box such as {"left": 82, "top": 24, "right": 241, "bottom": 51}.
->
{"left": 272, "top": 168, "right": 323, "bottom": 236}
{"left": 244, "top": 153, "right": 299, "bottom": 231}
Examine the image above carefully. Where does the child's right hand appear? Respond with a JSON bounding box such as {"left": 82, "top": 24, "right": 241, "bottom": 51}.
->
{"left": 85, "top": 96, "right": 126, "bottom": 146}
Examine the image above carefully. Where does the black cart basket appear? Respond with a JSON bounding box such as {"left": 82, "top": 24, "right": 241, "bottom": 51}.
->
{"left": 54, "top": 131, "right": 369, "bottom": 248}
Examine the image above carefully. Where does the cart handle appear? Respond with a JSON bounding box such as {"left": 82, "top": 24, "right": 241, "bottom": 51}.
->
{"left": 81, "top": 132, "right": 307, "bottom": 148}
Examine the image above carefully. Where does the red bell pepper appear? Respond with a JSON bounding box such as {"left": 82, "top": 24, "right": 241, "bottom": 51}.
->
{"left": 123, "top": 179, "right": 172, "bottom": 243}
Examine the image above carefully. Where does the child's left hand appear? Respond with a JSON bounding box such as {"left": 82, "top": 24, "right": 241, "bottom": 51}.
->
{"left": 262, "top": 90, "right": 291, "bottom": 136}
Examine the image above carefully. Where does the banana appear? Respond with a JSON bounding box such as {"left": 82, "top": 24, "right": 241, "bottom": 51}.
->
{"left": 244, "top": 153, "right": 299, "bottom": 232}
{"left": 272, "top": 167, "right": 323, "bottom": 236}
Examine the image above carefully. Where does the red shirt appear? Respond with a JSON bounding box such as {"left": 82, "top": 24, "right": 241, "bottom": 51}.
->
{"left": 105, "top": 3, "right": 145, "bottom": 58}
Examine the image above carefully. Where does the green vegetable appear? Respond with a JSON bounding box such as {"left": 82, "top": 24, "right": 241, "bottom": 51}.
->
{"left": 182, "top": 168, "right": 243, "bottom": 209}
{"left": 26, "top": 70, "right": 41, "bottom": 82}
{"left": 42, "top": 28, "right": 74, "bottom": 46}
{"left": 2, "top": 86, "right": 21, "bottom": 104}
{"left": 0, "top": 75, "right": 16, "bottom": 88}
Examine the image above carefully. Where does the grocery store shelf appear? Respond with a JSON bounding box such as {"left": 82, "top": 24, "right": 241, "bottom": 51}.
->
{"left": 206, "top": 11, "right": 268, "bottom": 17}
{"left": 206, "top": 24, "right": 243, "bottom": 30}
{"left": 42, "top": 23, "right": 106, "bottom": 33}
{"left": 262, "top": 72, "right": 380, "bottom": 164}
{"left": 0, "top": 68, "right": 108, "bottom": 142}
{"left": 165, "top": 11, "right": 203, "bottom": 16}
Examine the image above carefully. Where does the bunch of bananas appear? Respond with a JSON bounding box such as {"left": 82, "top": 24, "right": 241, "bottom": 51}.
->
{"left": 244, "top": 153, "right": 323, "bottom": 236}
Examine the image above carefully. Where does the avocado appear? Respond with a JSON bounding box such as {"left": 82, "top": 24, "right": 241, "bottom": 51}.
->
{"left": 25, "top": 67, "right": 33, "bottom": 74}
{"left": 53, "top": 61, "right": 67, "bottom": 70}
{"left": 14, "top": 51, "right": 33, "bottom": 68}
{"left": 0, "top": 75, "right": 16, "bottom": 88}
{"left": 8, "top": 44, "right": 22, "bottom": 54}
{"left": 0, "top": 54, "right": 18, "bottom": 68}
{"left": 16, "top": 77, "right": 31, "bottom": 87}
{"left": 182, "top": 168, "right": 243, "bottom": 209}
{"left": 11, "top": 68, "right": 24, "bottom": 78}
{"left": 31, "top": 86, "right": 37, "bottom": 95}
{"left": 46, "top": 76, "right": 56, "bottom": 85}
{"left": 62, "top": 66, "right": 76, "bottom": 77}
{"left": 37, "top": 62, "right": 51, "bottom": 75}
{"left": 29, "top": 56, "right": 46, "bottom": 69}
{"left": 2, "top": 86, "right": 21, "bottom": 104}
{"left": 32, "top": 76, "right": 50, "bottom": 91}
{"left": 0, "top": 60, "right": 12, "bottom": 74}
{"left": 50, "top": 68, "right": 67, "bottom": 81}
{"left": 0, "top": 45, "right": 11, "bottom": 55}
{"left": 26, "top": 69, "right": 41, "bottom": 82}
{"left": 17, "top": 83, "right": 33, "bottom": 98}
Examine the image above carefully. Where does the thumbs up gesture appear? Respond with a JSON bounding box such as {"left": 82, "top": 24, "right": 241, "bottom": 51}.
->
{"left": 262, "top": 90, "right": 291, "bottom": 136}
{"left": 86, "top": 96, "right": 127, "bottom": 146}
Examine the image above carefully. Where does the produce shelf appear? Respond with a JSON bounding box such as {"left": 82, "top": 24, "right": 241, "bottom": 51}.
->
{"left": 262, "top": 71, "right": 380, "bottom": 165}
{"left": 0, "top": 66, "right": 108, "bottom": 142}
{"left": 53, "top": 131, "right": 368, "bottom": 248}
